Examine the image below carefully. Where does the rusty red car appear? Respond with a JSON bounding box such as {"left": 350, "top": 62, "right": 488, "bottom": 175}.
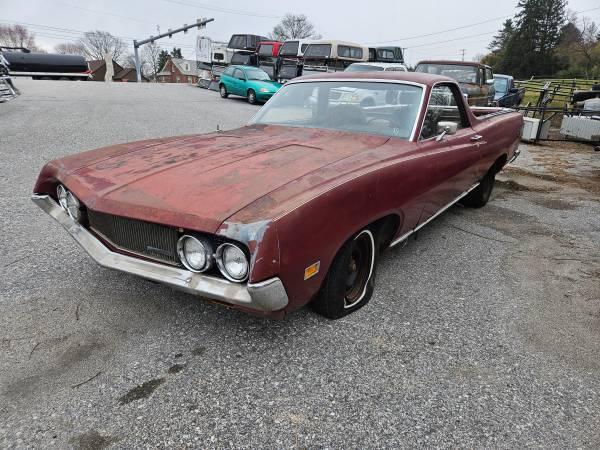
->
{"left": 32, "top": 72, "right": 523, "bottom": 319}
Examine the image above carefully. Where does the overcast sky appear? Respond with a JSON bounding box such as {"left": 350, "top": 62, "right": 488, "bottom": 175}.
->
{"left": 3, "top": 0, "right": 599, "bottom": 65}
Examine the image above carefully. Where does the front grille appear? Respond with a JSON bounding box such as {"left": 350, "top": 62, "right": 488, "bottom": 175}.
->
{"left": 87, "top": 209, "right": 181, "bottom": 266}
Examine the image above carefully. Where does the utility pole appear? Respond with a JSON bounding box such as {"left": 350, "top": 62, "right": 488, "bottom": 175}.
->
{"left": 460, "top": 49, "right": 466, "bottom": 61}
{"left": 133, "top": 17, "right": 214, "bottom": 83}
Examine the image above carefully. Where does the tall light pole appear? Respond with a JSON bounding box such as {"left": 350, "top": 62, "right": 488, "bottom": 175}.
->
{"left": 133, "top": 18, "right": 214, "bottom": 82}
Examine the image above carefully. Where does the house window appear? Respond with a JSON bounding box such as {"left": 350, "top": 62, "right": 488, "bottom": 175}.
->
{"left": 185, "top": 63, "right": 189, "bottom": 71}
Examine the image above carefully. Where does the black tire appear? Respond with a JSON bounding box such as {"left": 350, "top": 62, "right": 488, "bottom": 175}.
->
{"left": 247, "top": 89, "right": 257, "bottom": 105}
{"left": 219, "top": 84, "right": 228, "bottom": 98}
{"left": 462, "top": 167, "right": 495, "bottom": 208}
{"left": 312, "top": 229, "right": 378, "bottom": 319}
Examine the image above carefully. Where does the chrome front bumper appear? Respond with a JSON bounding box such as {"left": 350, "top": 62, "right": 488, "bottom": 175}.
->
{"left": 31, "top": 195, "right": 289, "bottom": 312}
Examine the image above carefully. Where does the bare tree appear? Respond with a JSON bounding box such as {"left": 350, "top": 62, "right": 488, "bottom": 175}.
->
{"left": 270, "top": 14, "right": 321, "bottom": 41}
{"left": 54, "top": 42, "right": 86, "bottom": 56}
{"left": 0, "top": 24, "right": 43, "bottom": 51}
{"left": 77, "top": 30, "right": 127, "bottom": 62}
{"left": 574, "top": 17, "right": 599, "bottom": 78}
{"left": 142, "top": 42, "right": 163, "bottom": 80}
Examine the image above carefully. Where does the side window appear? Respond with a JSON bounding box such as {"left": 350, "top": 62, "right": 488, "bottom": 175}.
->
{"left": 485, "top": 68, "right": 493, "bottom": 83}
{"left": 420, "top": 85, "right": 467, "bottom": 140}
{"left": 350, "top": 47, "right": 363, "bottom": 59}
{"left": 338, "top": 45, "right": 350, "bottom": 58}
{"left": 233, "top": 68, "right": 244, "bottom": 79}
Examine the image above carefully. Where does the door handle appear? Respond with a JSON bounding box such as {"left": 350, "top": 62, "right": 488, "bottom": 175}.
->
{"left": 471, "top": 135, "right": 483, "bottom": 141}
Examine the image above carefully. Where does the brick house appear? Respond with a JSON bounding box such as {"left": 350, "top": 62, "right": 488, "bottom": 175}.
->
{"left": 88, "top": 60, "right": 148, "bottom": 82}
{"left": 156, "top": 57, "right": 200, "bottom": 84}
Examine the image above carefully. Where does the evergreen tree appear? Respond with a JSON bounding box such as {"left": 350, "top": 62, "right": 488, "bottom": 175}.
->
{"left": 489, "top": 19, "right": 515, "bottom": 52}
{"left": 157, "top": 49, "right": 169, "bottom": 71}
{"left": 504, "top": 0, "right": 566, "bottom": 77}
{"left": 170, "top": 47, "right": 182, "bottom": 59}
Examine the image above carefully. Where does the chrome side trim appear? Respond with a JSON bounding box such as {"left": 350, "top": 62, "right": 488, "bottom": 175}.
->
{"left": 508, "top": 148, "right": 521, "bottom": 164}
{"left": 31, "top": 194, "right": 288, "bottom": 312}
{"left": 390, "top": 182, "right": 480, "bottom": 247}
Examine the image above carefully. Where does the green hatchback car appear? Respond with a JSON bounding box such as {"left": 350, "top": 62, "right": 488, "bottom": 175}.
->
{"left": 219, "top": 65, "right": 282, "bottom": 104}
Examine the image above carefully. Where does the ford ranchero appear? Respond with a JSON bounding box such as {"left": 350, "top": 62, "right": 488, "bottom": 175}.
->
{"left": 32, "top": 72, "right": 523, "bottom": 319}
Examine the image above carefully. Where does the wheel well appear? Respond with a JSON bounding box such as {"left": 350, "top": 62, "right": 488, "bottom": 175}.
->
{"left": 493, "top": 154, "right": 508, "bottom": 174}
{"left": 368, "top": 214, "right": 401, "bottom": 252}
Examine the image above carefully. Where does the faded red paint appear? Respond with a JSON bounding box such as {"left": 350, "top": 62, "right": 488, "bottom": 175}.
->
{"left": 33, "top": 72, "right": 523, "bottom": 318}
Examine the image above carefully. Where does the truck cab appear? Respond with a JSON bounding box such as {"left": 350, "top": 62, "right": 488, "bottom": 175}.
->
{"left": 302, "top": 40, "right": 369, "bottom": 76}
{"left": 276, "top": 39, "right": 313, "bottom": 82}
{"left": 255, "top": 41, "right": 283, "bottom": 80}
{"left": 415, "top": 60, "right": 495, "bottom": 106}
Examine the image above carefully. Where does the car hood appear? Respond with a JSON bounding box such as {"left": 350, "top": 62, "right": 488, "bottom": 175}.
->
{"left": 39, "top": 125, "right": 390, "bottom": 233}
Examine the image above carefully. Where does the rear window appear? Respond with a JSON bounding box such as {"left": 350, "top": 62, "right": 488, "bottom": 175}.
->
{"left": 304, "top": 44, "right": 332, "bottom": 58}
{"left": 258, "top": 44, "right": 273, "bottom": 56}
{"left": 229, "top": 35, "right": 247, "bottom": 49}
{"left": 280, "top": 41, "right": 299, "bottom": 56}
{"left": 338, "top": 46, "right": 363, "bottom": 59}
{"left": 345, "top": 64, "right": 384, "bottom": 72}
{"left": 231, "top": 53, "right": 253, "bottom": 65}
{"left": 378, "top": 49, "right": 394, "bottom": 60}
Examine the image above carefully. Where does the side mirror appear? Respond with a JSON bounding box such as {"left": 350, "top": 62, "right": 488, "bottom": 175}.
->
{"left": 436, "top": 121, "right": 458, "bottom": 141}
{"left": 237, "top": 76, "right": 246, "bottom": 81}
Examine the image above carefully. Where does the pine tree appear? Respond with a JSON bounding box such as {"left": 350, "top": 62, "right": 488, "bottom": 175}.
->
{"left": 170, "top": 47, "right": 182, "bottom": 59}
{"left": 504, "top": 0, "right": 566, "bottom": 77}
{"left": 489, "top": 19, "right": 515, "bottom": 52}
{"left": 157, "top": 50, "right": 169, "bottom": 72}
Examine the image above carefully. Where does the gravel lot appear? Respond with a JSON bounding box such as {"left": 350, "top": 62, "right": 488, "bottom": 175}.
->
{"left": 1, "top": 79, "right": 599, "bottom": 449}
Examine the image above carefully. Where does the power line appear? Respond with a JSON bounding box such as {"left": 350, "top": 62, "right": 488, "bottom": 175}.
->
{"left": 368, "top": 5, "right": 600, "bottom": 46}
{"left": 366, "top": 14, "right": 513, "bottom": 45}
{"left": 405, "top": 30, "right": 498, "bottom": 50}
{"left": 162, "top": 0, "right": 282, "bottom": 19}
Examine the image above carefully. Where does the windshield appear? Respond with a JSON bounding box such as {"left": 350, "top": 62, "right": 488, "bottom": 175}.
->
{"left": 346, "top": 64, "right": 385, "bottom": 72}
{"left": 304, "top": 44, "right": 332, "bottom": 58}
{"left": 246, "top": 69, "right": 270, "bottom": 81}
{"left": 250, "top": 81, "right": 423, "bottom": 140}
{"left": 415, "top": 63, "right": 479, "bottom": 84}
{"left": 494, "top": 77, "right": 508, "bottom": 94}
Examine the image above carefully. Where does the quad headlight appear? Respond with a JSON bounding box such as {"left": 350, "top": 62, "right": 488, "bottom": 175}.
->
{"left": 56, "top": 184, "right": 82, "bottom": 222}
{"left": 216, "top": 243, "right": 249, "bottom": 282}
{"left": 177, "top": 235, "right": 213, "bottom": 273}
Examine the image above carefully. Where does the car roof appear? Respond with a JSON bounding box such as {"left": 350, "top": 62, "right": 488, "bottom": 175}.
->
{"left": 494, "top": 74, "right": 512, "bottom": 79}
{"left": 292, "top": 71, "right": 453, "bottom": 86}
{"left": 350, "top": 62, "right": 406, "bottom": 67}
{"left": 416, "top": 60, "right": 491, "bottom": 69}
{"left": 230, "top": 65, "right": 264, "bottom": 70}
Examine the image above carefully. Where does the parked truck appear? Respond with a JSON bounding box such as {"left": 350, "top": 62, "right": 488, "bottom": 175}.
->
{"left": 493, "top": 74, "right": 524, "bottom": 108}
{"left": 415, "top": 60, "right": 495, "bottom": 106}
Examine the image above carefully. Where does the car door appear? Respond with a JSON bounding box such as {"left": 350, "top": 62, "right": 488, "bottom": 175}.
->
{"left": 232, "top": 68, "right": 246, "bottom": 95}
{"left": 415, "top": 83, "right": 481, "bottom": 221}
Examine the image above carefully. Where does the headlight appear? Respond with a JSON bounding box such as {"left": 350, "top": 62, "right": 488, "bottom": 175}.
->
{"left": 216, "top": 243, "right": 249, "bottom": 282}
{"left": 177, "top": 235, "right": 213, "bottom": 273}
{"left": 56, "top": 184, "right": 68, "bottom": 210}
{"left": 66, "top": 192, "right": 82, "bottom": 222}
{"left": 259, "top": 87, "right": 269, "bottom": 93}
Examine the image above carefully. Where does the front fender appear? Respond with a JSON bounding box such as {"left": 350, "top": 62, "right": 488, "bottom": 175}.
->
{"left": 216, "top": 219, "right": 281, "bottom": 284}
